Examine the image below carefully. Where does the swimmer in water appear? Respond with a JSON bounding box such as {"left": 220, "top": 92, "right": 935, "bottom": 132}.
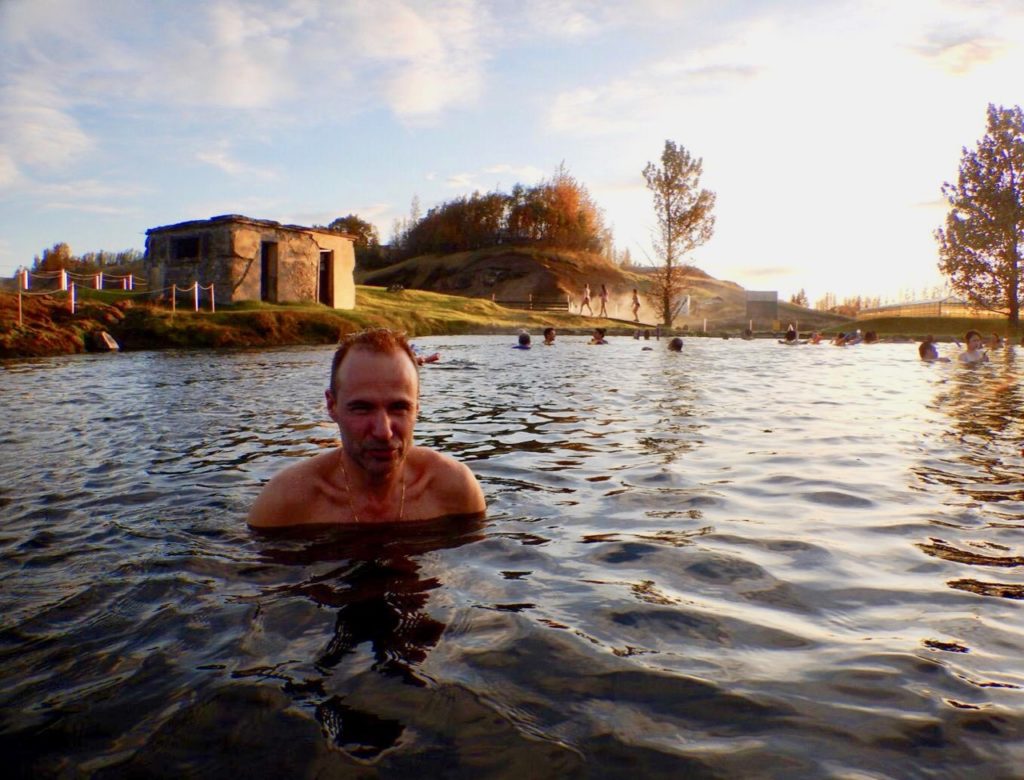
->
{"left": 248, "top": 328, "right": 486, "bottom": 526}
{"left": 918, "top": 335, "right": 949, "bottom": 362}
{"left": 958, "top": 330, "right": 989, "bottom": 364}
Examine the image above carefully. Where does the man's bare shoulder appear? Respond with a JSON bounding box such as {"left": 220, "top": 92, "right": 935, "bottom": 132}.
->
{"left": 247, "top": 451, "right": 335, "bottom": 528}
{"left": 410, "top": 446, "right": 486, "bottom": 514}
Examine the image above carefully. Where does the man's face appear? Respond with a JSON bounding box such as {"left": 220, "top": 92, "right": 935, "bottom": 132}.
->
{"left": 326, "top": 347, "right": 419, "bottom": 480}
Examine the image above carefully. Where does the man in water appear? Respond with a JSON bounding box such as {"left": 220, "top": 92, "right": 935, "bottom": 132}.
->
{"left": 543, "top": 327, "right": 556, "bottom": 345}
{"left": 248, "top": 328, "right": 486, "bottom": 527}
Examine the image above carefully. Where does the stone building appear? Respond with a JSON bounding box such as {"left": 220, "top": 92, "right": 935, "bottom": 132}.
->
{"left": 145, "top": 215, "right": 356, "bottom": 308}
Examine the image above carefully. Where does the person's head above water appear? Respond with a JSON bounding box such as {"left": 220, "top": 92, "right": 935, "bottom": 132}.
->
{"left": 668, "top": 337, "right": 683, "bottom": 351}
{"left": 919, "top": 336, "right": 938, "bottom": 360}
{"left": 516, "top": 331, "right": 532, "bottom": 348}
{"left": 543, "top": 327, "right": 555, "bottom": 344}
{"left": 329, "top": 328, "right": 418, "bottom": 397}
{"left": 248, "top": 327, "right": 486, "bottom": 527}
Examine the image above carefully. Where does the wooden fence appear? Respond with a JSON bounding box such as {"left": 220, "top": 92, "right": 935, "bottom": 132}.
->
{"left": 491, "top": 294, "right": 571, "bottom": 312}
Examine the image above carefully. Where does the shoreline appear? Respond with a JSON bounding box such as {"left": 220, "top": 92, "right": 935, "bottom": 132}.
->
{"left": 0, "top": 288, "right": 1013, "bottom": 359}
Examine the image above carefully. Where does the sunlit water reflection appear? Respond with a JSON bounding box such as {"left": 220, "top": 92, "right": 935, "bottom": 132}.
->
{"left": 2, "top": 336, "right": 1023, "bottom": 777}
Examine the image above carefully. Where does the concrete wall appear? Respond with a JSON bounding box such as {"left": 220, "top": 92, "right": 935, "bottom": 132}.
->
{"left": 146, "top": 218, "right": 355, "bottom": 308}
{"left": 315, "top": 231, "right": 356, "bottom": 310}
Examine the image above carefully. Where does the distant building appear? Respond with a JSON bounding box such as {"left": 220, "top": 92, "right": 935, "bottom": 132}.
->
{"left": 745, "top": 290, "right": 778, "bottom": 325}
{"left": 145, "top": 214, "right": 355, "bottom": 307}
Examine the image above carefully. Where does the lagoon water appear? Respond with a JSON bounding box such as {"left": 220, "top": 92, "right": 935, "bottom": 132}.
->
{"left": 2, "top": 335, "right": 1024, "bottom": 777}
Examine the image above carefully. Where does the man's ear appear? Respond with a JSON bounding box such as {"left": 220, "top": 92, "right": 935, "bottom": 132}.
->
{"left": 325, "top": 388, "right": 337, "bottom": 418}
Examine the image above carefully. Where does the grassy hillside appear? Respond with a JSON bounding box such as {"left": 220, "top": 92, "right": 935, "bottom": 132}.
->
{"left": 359, "top": 245, "right": 639, "bottom": 301}
{"left": 360, "top": 245, "right": 851, "bottom": 332}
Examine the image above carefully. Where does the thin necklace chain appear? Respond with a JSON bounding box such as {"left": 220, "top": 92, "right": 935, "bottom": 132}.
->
{"left": 337, "top": 447, "right": 405, "bottom": 522}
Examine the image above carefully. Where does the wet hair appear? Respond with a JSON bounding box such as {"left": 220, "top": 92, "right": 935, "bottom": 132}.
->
{"left": 918, "top": 339, "right": 936, "bottom": 359}
{"left": 518, "top": 332, "right": 531, "bottom": 346}
{"left": 329, "top": 328, "right": 418, "bottom": 395}
{"left": 668, "top": 337, "right": 683, "bottom": 351}
{"left": 543, "top": 327, "right": 555, "bottom": 339}
{"left": 965, "top": 329, "right": 982, "bottom": 344}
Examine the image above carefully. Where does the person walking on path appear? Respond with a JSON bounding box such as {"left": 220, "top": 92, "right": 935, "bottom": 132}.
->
{"left": 580, "top": 284, "right": 593, "bottom": 316}
{"left": 598, "top": 284, "right": 609, "bottom": 317}
{"left": 631, "top": 288, "right": 640, "bottom": 322}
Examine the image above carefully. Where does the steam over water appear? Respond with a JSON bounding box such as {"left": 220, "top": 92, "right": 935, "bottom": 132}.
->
{"left": 2, "top": 336, "right": 1023, "bottom": 777}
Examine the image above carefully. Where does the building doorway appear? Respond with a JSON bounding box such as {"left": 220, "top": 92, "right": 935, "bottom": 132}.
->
{"left": 319, "top": 251, "right": 333, "bottom": 306}
{"left": 260, "top": 242, "right": 278, "bottom": 302}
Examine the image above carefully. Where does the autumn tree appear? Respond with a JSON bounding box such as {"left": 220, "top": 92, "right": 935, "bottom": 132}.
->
{"left": 395, "top": 166, "right": 609, "bottom": 260}
{"left": 790, "top": 288, "right": 808, "bottom": 307}
{"left": 326, "top": 214, "right": 386, "bottom": 270}
{"left": 643, "top": 140, "right": 716, "bottom": 325}
{"left": 31, "top": 244, "right": 143, "bottom": 275}
{"left": 328, "top": 214, "right": 379, "bottom": 247}
{"left": 936, "top": 103, "right": 1024, "bottom": 326}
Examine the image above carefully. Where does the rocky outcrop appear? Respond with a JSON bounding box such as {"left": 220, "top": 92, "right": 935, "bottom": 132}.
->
{"left": 0, "top": 293, "right": 130, "bottom": 358}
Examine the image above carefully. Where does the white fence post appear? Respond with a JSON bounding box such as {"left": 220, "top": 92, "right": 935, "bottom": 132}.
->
{"left": 210, "top": 284, "right": 215, "bottom": 313}
{"left": 60, "top": 269, "right": 68, "bottom": 291}
{"left": 70, "top": 282, "right": 76, "bottom": 314}
{"left": 96, "top": 272, "right": 103, "bottom": 289}
{"left": 193, "top": 282, "right": 199, "bottom": 312}
{"left": 171, "top": 284, "right": 176, "bottom": 314}
{"left": 128, "top": 274, "right": 134, "bottom": 291}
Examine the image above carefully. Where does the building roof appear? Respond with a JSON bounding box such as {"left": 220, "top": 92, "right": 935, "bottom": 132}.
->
{"left": 146, "top": 214, "right": 354, "bottom": 240}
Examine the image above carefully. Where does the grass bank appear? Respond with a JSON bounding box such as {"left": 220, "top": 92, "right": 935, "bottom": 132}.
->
{"left": 826, "top": 316, "right": 1021, "bottom": 342}
{"left": 3, "top": 286, "right": 1020, "bottom": 358}
{"left": 0, "top": 286, "right": 661, "bottom": 358}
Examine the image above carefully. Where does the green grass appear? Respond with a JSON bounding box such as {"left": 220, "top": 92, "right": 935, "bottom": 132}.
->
{"left": 839, "top": 316, "right": 1020, "bottom": 341}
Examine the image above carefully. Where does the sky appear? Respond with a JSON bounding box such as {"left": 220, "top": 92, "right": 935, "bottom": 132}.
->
{"left": 1, "top": 0, "right": 1022, "bottom": 305}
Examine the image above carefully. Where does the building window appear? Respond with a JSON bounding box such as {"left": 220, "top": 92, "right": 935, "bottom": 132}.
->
{"left": 171, "top": 237, "right": 200, "bottom": 259}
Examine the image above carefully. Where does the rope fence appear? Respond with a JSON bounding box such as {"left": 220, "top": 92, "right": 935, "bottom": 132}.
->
{"left": 17, "top": 268, "right": 146, "bottom": 292}
{"left": 9, "top": 272, "right": 215, "bottom": 327}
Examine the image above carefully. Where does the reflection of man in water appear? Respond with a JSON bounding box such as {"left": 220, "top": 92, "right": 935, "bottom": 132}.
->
{"left": 249, "top": 328, "right": 486, "bottom": 526}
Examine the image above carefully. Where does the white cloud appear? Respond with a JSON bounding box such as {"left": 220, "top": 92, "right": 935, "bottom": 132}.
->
{"left": 443, "top": 162, "right": 546, "bottom": 191}
{"left": 0, "top": 75, "right": 95, "bottom": 171}
{"left": 446, "top": 172, "right": 477, "bottom": 189}
{"left": 482, "top": 163, "right": 546, "bottom": 183}
{"left": 0, "top": 152, "right": 20, "bottom": 188}
{"left": 519, "top": 0, "right": 602, "bottom": 39}
{"left": 44, "top": 202, "right": 141, "bottom": 216}
{"left": 195, "top": 142, "right": 277, "bottom": 179}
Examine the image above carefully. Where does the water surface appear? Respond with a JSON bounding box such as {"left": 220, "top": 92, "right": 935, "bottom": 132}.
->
{"left": 2, "top": 336, "right": 1023, "bottom": 777}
